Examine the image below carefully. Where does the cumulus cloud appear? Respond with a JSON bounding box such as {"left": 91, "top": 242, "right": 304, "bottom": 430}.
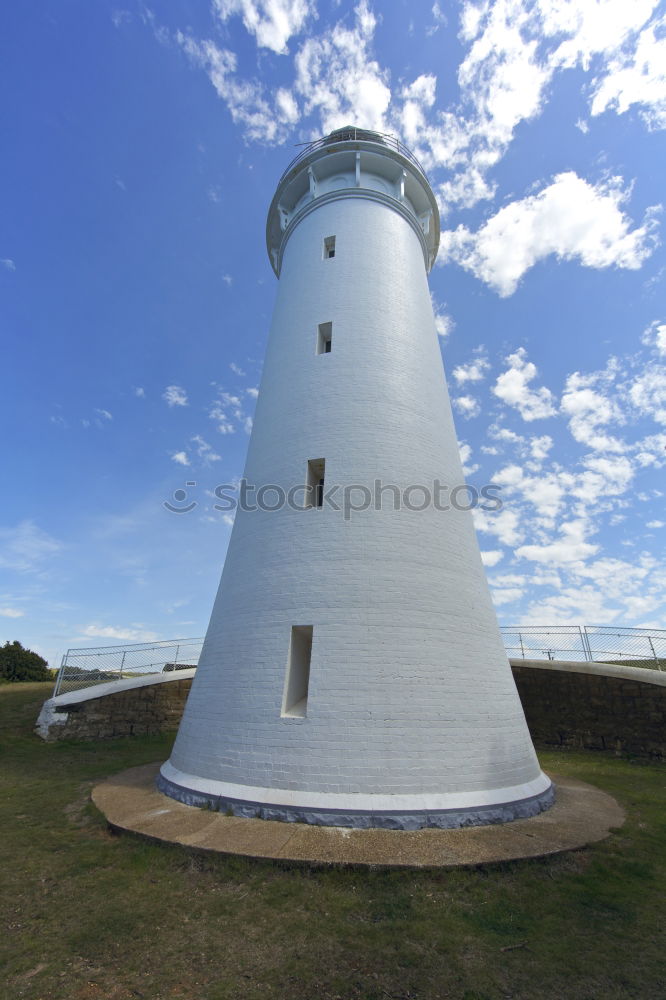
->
{"left": 590, "top": 13, "right": 666, "bottom": 129}
{"left": 0, "top": 607, "right": 25, "bottom": 618}
{"left": 168, "top": 0, "right": 665, "bottom": 216}
{"left": 458, "top": 441, "right": 479, "bottom": 476}
{"left": 493, "top": 348, "right": 556, "bottom": 421}
{"left": 294, "top": 0, "right": 391, "bottom": 133}
{"left": 1, "top": 258, "right": 16, "bottom": 271}
{"left": 177, "top": 34, "right": 293, "bottom": 143}
{"left": 516, "top": 518, "right": 599, "bottom": 565}
{"left": 212, "top": 0, "right": 314, "bottom": 54}
{"left": 453, "top": 395, "right": 481, "bottom": 419}
{"left": 628, "top": 365, "right": 666, "bottom": 424}
{"left": 163, "top": 385, "right": 188, "bottom": 408}
{"left": 473, "top": 507, "right": 523, "bottom": 547}
{"left": 560, "top": 365, "right": 626, "bottom": 452}
{"left": 171, "top": 451, "right": 190, "bottom": 466}
{"left": 452, "top": 354, "right": 490, "bottom": 384}
{"left": 440, "top": 172, "right": 659, "bottom": 296}
{"left": 642, "top": 320, "right": 666, "bottom": 356}
{"left": 191, "top": 435, "right": 221, "bottom": 464}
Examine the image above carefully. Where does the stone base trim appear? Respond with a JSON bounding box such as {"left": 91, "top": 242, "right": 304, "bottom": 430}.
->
{"left": 93, "top": 764, "right": 623, "bottom": 868}
{"left": 157, "top": 766, "right": 554, "bottom": 831}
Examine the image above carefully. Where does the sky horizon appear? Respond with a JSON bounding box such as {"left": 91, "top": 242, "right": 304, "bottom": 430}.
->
{"left": 2, "top": 0, "right": 665, "bottom": 667}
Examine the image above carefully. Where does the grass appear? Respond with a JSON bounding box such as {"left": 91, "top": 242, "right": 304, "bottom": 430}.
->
{"left": 1, "top": 684, "right": 665, "bottom": 1000}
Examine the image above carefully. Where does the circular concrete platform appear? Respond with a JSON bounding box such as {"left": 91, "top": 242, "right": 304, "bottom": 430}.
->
{"left": 92, "top": 763, "right": 625, "bottom": 869}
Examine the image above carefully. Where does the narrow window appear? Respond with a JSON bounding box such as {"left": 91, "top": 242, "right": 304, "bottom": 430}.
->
{"left": 306, "top": 458, "right": 325, "bottom": 509}
{"left": 316, "top": 321, "right": 332, "bottom": 354}
{"left": 281, "top": 626, "right": 313, "bottom": 717}
{"left": 323, "top": 235, "right": 336, "bottom": 259}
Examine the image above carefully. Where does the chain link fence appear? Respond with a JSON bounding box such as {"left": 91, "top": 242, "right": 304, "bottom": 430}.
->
{"left": 52, "top": 624, "right": 666, "bottom": 696}
{"left": 500, "top": 624, "right": 666, "bottom": 670}
{"left": 52, "top": 638, "right": 203, "bottom": 696}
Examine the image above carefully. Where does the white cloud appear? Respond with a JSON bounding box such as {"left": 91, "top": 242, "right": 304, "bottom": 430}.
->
{"left": 432, "top": 297, "right": 455, "bottom": 339}
{"left": 453, "top": 395, "right": 481, "bottom": 419}
{"left": 246, "top": 387, "right": 259, "bottom": 398}
{"left": 294, "top": 1, "right": 391, "bottom": 133}
{"left": 647, "top": 520, "right": 664, "bottom": 529}
{"left": 560, "top": 365, "right": 626, "bottom": 451}
{"left": 452, "top": 355, "right": 490, "bottom": 384}
{"left": 172, "top": 451, "right": 190, "bottom": 466}
{"left": 133, "top": 386, "right": 146, "bottom": 398}
{"left": 212, "top": 0, "right": 314, "bottom": 54}
{"left": 628, "top": 366, "right": 666, "bottom": 424}
{"left": 458, "top": 441, "right": 479, "bottom": 476}
{"left": 0, "top": 521, "right": 63, "bottom": 574}
{"left": 1, "top": 258, "right": 16, "bottom": 271}
{"left": 642, "top": 320, "right": 666, "bottom": 356}
{"left": 230, "top": 362, "right": 246, "bottom": 375}
{"left": 493, "top": 348, "right": 556, "bottom": 421}
{"left": 590, "top": 13, "right": 666, "bottom": 130}
{"left": 95, "top": 408, "right": 113, "bottom": 421}
{"left": 480, "top": 549, "right": 504, "bottom": 567}
{"left": 516, "top": 518, "right": 599, "bottom": 565}
{"left": 191, "top": 435, "right": 221, "bottom": 464}
{"left": 440, "top": 172, "right": 659, "bottom": 296}
{"left": 0, "top": 607, "right": 25, "bottom": 618}
{"left": 177, "top": 34, "right": 289, "bottom": 143}
{"left": 78, "top": 624, "right": 160, "bottom": 642}
{"left": 163, "top": 385, "right": 188, "bottom": 408}
{"left": 473, "top": 506, "right": 523, "bottom": 547}
{"left": 491, "top": 586, "right": 524, "bottom": 606}
{"left": 529, "top": 435, "right": 553, "bottom": 461}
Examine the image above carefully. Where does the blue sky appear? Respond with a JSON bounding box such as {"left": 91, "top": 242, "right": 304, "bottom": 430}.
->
{"left": 1, "top": 0, "right": 665, "bottom": 666}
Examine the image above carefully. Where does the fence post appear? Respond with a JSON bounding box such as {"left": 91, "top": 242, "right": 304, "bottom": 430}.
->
{"left": 53, "top": 653, "right": 67, "bottom": 697}
{"left": 648, "top": 636, "right": 661, "bottom": 670}
{"left": 519, "top": 633, "right": 525, "bottom": 659}
{"left": 174, "top": 645, "right": 180, "bottom": 666}
{"left": 119, "top": 651, "right": 126, "bottom": 679}
{"left": 580, "top": 626, "right": 593, "bottom": 661}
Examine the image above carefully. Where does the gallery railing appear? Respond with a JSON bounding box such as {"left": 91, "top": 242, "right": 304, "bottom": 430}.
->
{"left": 52, "top": 624, "right": 666, "bottom": 696}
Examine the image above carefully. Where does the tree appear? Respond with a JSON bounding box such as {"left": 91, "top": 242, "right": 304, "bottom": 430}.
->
{"left": 0, "top": 640, "right": 51, "bottom": 682}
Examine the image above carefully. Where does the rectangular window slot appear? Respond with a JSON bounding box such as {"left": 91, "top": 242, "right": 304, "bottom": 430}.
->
{"left": 281, "top": 626, "right": 313, "bottom": 718}
{"left": 323, "top": 235, "right": 336, "bottom": 259}
{"left": 306, "top": 458, "right": 325, "bottom": 509}
{"left": 317, "top": 321, "right": 332, "bottom": 354}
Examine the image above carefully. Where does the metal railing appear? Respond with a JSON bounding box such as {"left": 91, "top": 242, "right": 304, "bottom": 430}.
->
{"left": 52, "top": 624, "right": 666, "bottom": 696}
{"left": 277, "top": 128, "right": 429, "bottom": 188}
{"left": 52, "top": 637, "right": 203, "bottom": 696}
{"left": 501, "top": 624, "right": 666, "bottom": 671}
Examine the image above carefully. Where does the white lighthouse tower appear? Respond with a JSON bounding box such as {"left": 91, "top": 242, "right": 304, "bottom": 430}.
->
{"left": 159, "top": 127, "right": 553, "bottom": 828}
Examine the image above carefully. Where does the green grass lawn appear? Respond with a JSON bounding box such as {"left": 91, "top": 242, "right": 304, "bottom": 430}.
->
{"left": 1, "top": 683, "right": 665, "bottom": 1000}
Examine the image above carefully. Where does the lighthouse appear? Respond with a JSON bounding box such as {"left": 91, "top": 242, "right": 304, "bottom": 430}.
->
{"left": 159, "top": 127, "right": 553, "bottom": 829}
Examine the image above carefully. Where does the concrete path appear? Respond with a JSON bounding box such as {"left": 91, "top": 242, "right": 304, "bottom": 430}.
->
{"left": 92, "top": 763, "right": 625, "bottom": 869}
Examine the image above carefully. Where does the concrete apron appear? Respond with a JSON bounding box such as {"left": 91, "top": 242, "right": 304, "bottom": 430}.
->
{"left": 91, "top": 763, "right": 625, "bottom": 869}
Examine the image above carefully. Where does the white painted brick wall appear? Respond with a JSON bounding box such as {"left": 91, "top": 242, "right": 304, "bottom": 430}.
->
{"left": 165, "top": 174, "right": 545, "bottom": 805}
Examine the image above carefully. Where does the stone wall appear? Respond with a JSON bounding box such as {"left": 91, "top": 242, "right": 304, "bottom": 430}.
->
{"left": 511, "top": 660, "right": 666, "bottom": 759}
{"left": 36, "top": 660, "right": 666, "bottom": 760}
{"left": 36, "top": 673, "right": 195, "bottom": 742}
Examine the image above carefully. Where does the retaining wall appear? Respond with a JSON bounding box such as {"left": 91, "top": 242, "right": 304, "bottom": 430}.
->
{"left": 511, "top": 659, "right": 665, "bottom": 759}
{"left": 36, "top": 670, "right": 195, "bottom": 742}
{"left": 36, "top": 660, "right": 665, "bottom": 759}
